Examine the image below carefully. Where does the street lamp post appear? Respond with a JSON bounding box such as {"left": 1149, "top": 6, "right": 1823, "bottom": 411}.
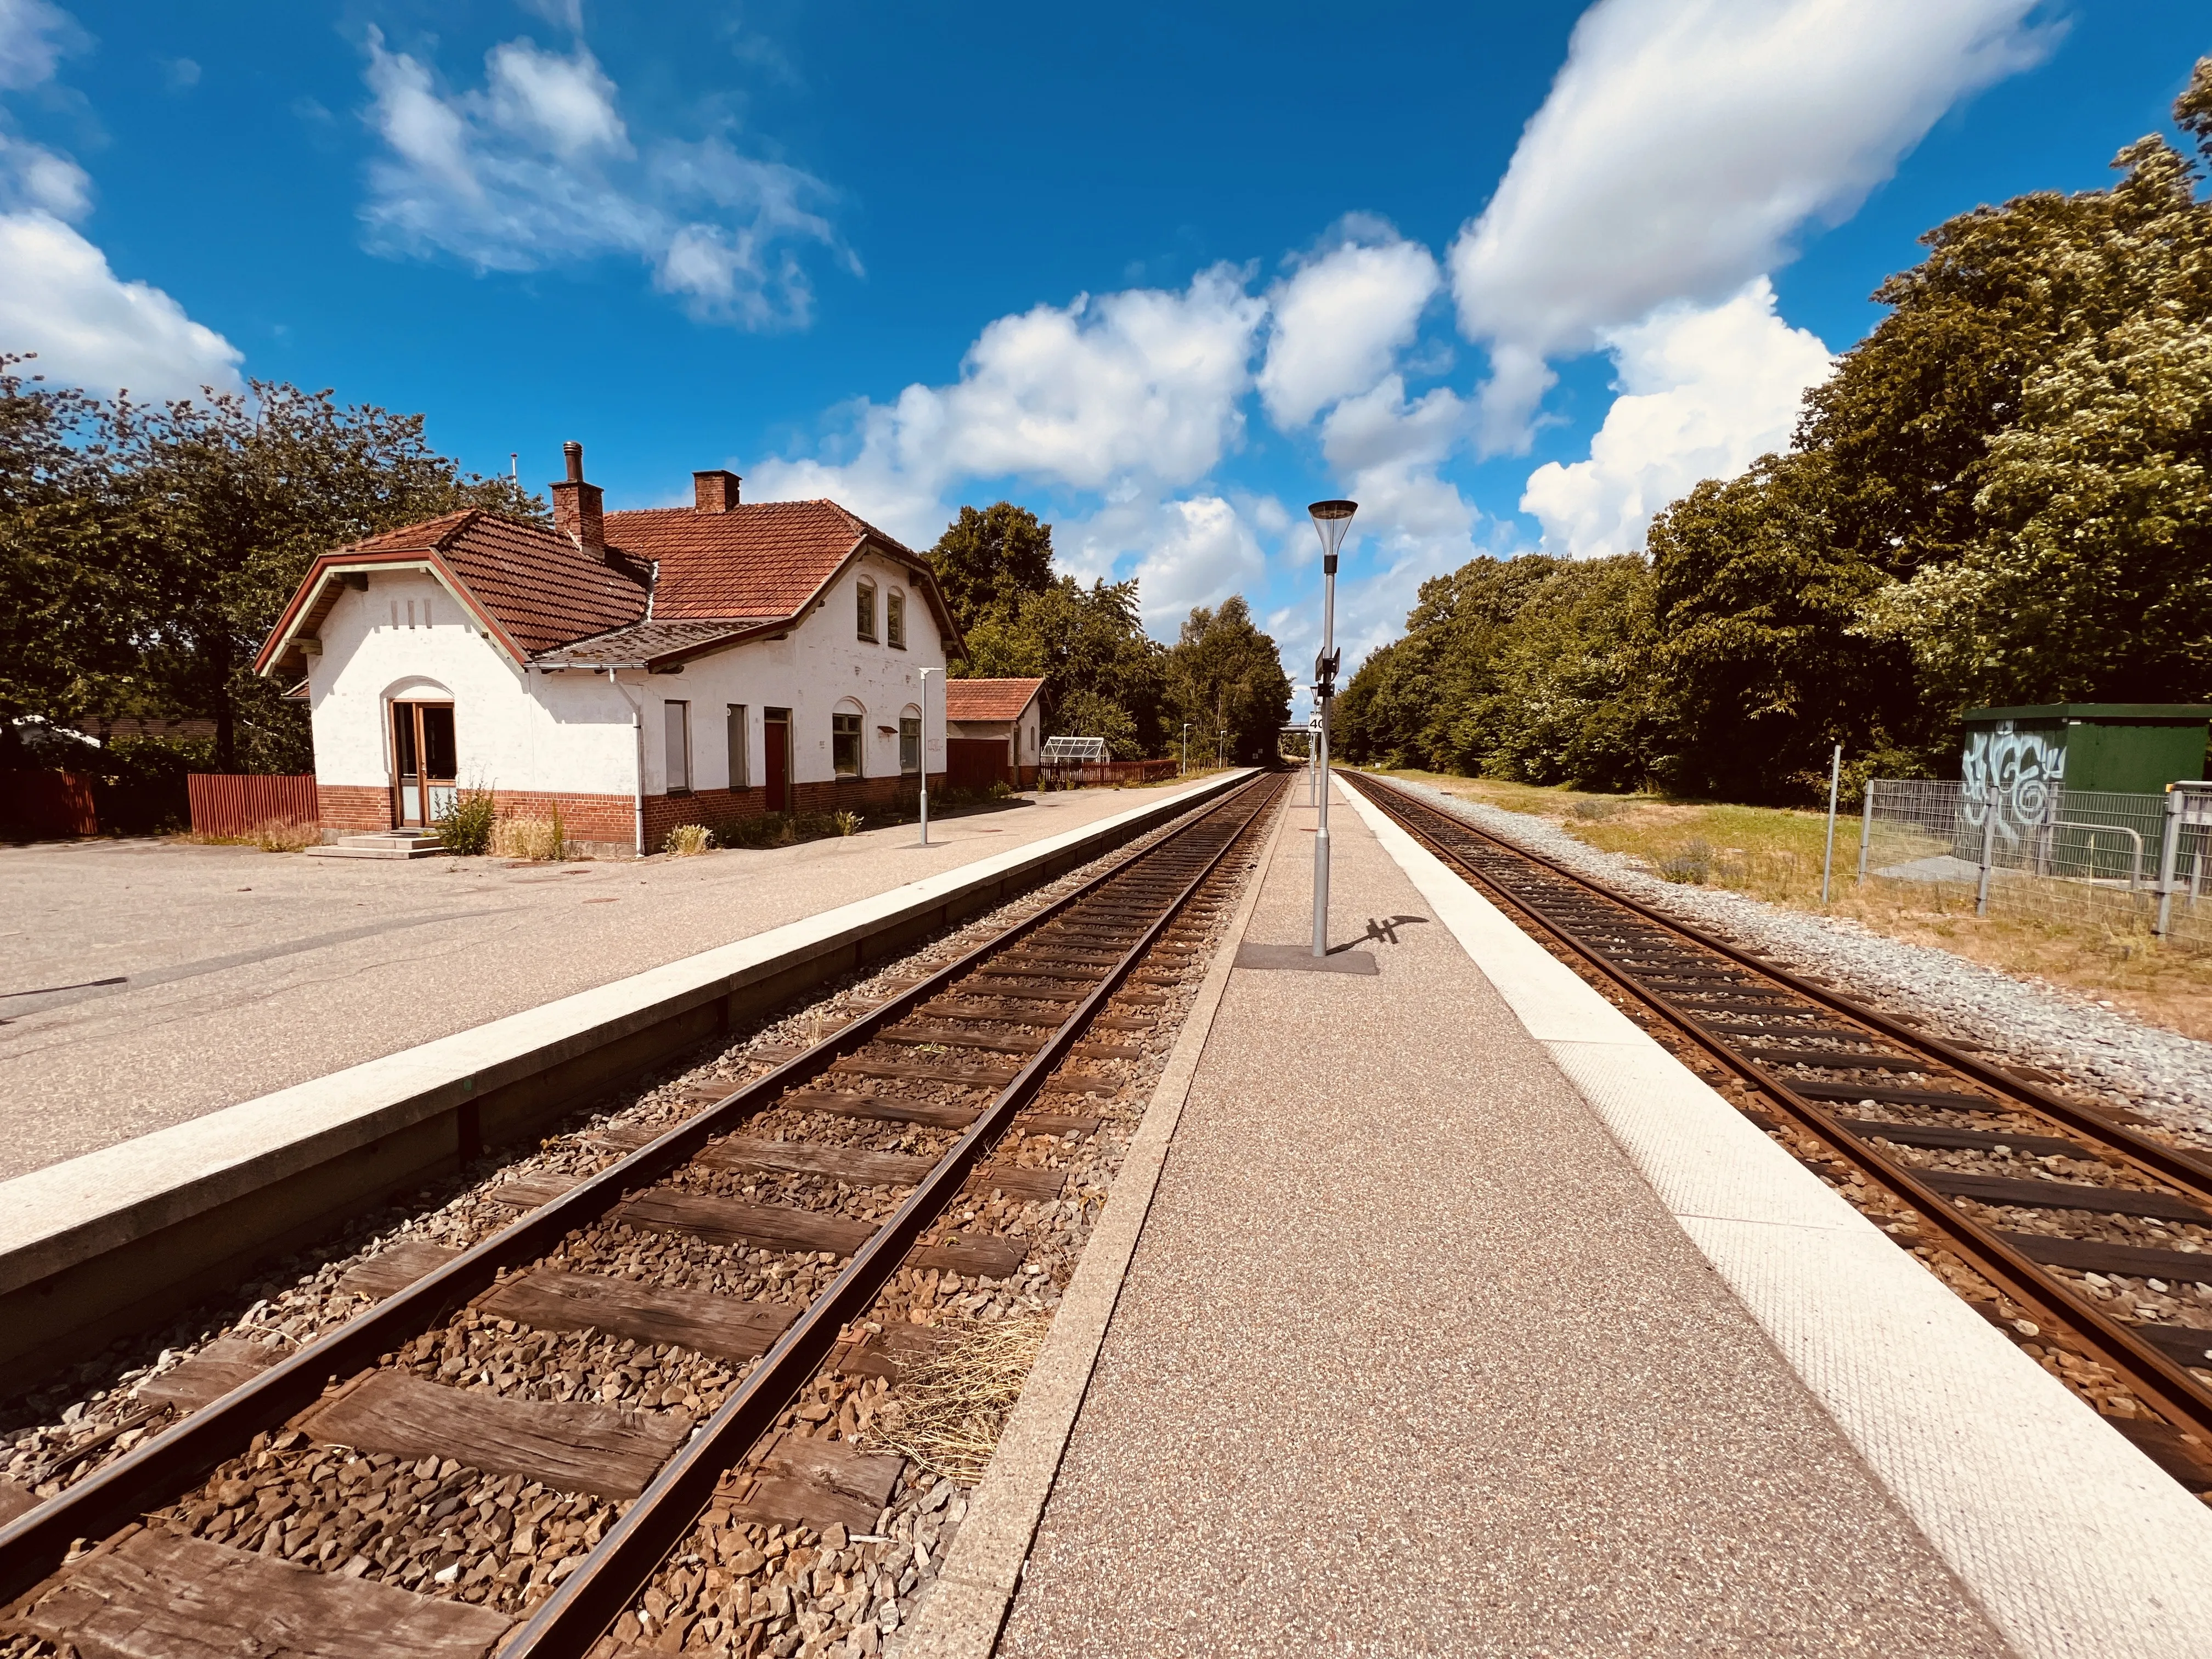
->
{"left": 1308, "top": 500, "right": 1355, "bottom": 957}
{"left": 918, "top": 667, "right": 941, "bottom": 847}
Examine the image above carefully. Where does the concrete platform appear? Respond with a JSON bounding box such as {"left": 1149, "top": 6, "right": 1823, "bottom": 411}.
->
{"left": 918, "top": 779, "right": 2212, "bottom": 1658}
{"left": 0, "top": 782, "right": 1204, "bottom": 1181}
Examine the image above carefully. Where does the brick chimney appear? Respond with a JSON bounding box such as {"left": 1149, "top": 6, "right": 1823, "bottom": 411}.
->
{"left": 550, "top": 441, "right": 605, "bottom": 556}
{"left": 693, "top": 469, "right": 742, "bottom": 514}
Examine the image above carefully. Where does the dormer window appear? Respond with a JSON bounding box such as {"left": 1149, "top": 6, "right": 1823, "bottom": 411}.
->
{"left": 856, "top": 579, "right": 877, "bottom": 642}
{"left": 887, "top": 589, "right": 906, "bottom": 650}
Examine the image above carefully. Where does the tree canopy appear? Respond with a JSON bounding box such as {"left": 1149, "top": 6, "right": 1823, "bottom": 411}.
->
{"left": 1164, "top": 595, "right": 1293, "bottom": 766}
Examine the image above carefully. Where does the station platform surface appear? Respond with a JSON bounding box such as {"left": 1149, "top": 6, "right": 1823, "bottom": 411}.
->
{"left": 990, "top": 785, "right": 2016, "bottom": 1656}
{"left": 0, "top": 781, "right": 1203, "bottom": 1181}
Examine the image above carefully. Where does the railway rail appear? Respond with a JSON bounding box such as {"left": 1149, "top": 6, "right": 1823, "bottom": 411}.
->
{"left": 0, "top": 772, "right": 1285, "bottom": 1658}
{"left": 1346, "top": 770, "right": 2212, "bottom": 1496}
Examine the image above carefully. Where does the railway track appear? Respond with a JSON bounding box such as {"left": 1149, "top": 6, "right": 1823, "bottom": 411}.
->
{"left": 1346, "top": 770, "right": 2212, "bottom": 1497}
{"left": 0, "top": 772, "right": 1285, "bottom": 1658}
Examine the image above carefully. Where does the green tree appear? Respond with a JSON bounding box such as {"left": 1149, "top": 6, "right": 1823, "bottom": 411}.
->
{"left": 927, "top": 501, "right": 1056, "bottom": 635}
{"left": 1480, "top": 556, "right": 1657, "bottom": 791}
{"left": 0, "top": 358, "right": 129, "bottom": 765}
{"left": 1859, "top": 123, "right": 2212, "bottom": 707}
{"left": 1164, "top": 595, "right": 1291, "bottom": 766}
{"left": 1644, "top": 453, "right": 1925, "bottom": 801}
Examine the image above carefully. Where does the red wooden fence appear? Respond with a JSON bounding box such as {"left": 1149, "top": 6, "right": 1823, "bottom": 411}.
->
{"left": 1, "top": 771, "right": 98, "bottom": 837}
{"left": 1050, "top": 759, "right": 1181, "bottom": 787}
{"left": 188, "top": 773, "right": 319, "bottom": 836}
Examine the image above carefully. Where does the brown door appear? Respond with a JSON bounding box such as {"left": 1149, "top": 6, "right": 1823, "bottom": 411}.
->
{"left": 391, "top": 701, "right": 458, "bottom": 827}
{"left": 763, "top": 708, "right": 791, "bottom": 812}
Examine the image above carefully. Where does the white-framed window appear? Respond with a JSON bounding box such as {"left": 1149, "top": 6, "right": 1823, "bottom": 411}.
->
{"left": 887, "top": 589, "right": 906, "bottom": 650}
{"left": 900, "top": 707, "right": 921, "bottom": 775}
{"left": 726, "top": 704, "right": 748, "bottom": 789}
{"left": 832, "top": 709, "right": 863, "bottom": 778}
{"left": 856, "top": 578, "right": 877, "bottom": 642}
{"left": 665, "top": 700, "right": 692, "bottom": 793}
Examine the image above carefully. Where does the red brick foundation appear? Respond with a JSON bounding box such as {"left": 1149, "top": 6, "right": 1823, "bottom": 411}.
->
{"left": 644, "top": 773, "right": 946, "bottom": 853}
{"left": 318, "top": 776, "right": 948, "bottom": 854}
{"left": 317, "top": 783, "right": 393, "bottom": 832}
{"left": 478, "top": 790, "right": 637, "bottom": 849}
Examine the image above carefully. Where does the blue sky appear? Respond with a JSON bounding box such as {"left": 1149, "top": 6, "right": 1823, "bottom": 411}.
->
{"left": 1, "top": 1, "right": 2205, "bottom": 709}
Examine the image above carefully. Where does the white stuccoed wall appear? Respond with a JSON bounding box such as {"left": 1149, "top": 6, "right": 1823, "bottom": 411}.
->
{"left": 617, "top": 548, "right": 947, "bottom": 797}
{"left": 306, "top": 548, "right": 948, "bottom": 802}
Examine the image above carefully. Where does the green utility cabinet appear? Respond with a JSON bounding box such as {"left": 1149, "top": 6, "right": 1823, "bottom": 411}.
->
{"left": 1960, "top": 704, "right": 2211, "bottom": 795}
{"left": 1957, "top": 704, "right": 2212, "bottom": 883}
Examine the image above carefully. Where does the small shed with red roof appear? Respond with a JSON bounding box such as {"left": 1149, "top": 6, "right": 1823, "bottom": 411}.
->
{"left": 941, "top": 676, "right": 1047, "bottom": 791}
{"left": 256, "top": 444, "right": 960, "bottom": 855}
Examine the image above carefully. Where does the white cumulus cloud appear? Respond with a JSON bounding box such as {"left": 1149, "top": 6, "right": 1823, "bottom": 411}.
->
{"left": 0, "top": 1, "right": 240, "bottom": 397}
{"left": 0, "top": 211, "right": 241, "bottom": 396}
{"left": 1259, "top": 220, "right": 1440, "bottom": 427}
{"left": 1520, "top": 278, "right": 1830, "bottom": 558}
{"left": 360, "top": 29, "right": 844, "bottom": 329}
{"left": 751, "top": 266, "right": 1267, "bottom": 547}
{"left": 1449, "top": 0, "right": 2052, "bottom": 451}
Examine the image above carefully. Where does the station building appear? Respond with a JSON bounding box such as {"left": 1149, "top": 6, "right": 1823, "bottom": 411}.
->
{"left": 255, "top": 444, "right": 961, "bottom": 856}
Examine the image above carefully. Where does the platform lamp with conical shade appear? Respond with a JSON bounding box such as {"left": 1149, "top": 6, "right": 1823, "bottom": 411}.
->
{"left": 1307, "top": 500, "right": 1356, "bottom": 956}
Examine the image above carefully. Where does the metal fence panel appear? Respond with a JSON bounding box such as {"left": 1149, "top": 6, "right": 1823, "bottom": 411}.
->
{"left": 1859, "top": 778, "right": 2207, "bottom": 948}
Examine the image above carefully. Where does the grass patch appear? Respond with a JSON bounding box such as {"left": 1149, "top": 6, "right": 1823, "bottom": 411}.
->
{"left": 871, "top": 1313, "right": 1051, "bottom": 1487}
{"left": 1372, "top": 768, "right": 2212, "bottom": 1043}
{"left": 180, "top": 819, "right": 318, "bottom": 853}
{"left": 663, "top": 822, "right": 711, "bottom": 856}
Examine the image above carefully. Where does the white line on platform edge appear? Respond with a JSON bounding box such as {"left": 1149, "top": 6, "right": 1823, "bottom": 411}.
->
{"left": 1342, "top": 772, "right": 2212, "bottom": 1659}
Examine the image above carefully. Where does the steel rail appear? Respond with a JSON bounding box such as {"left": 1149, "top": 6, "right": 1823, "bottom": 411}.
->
{"left": 501, "top": 773, "right": 1282, "bottom": 1657}
{"left": 0, "top": 772, "right": 1279, "bottom": 1612}
{"left": 1347, "top": 771, "right": 2212, "bottom": 1453}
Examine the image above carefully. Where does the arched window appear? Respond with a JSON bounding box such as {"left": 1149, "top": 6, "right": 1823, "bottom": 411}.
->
{"left": 899, "top": 702, "right": 922, "bottom": 775}
{"left": 856, "top": 578, "right": 877, "bottom": 643}
{"left": 832, "top": 698, "right": 865, "bottom": 778}
{"left": 887, "top": 588, "right": 906, "bottom": 649}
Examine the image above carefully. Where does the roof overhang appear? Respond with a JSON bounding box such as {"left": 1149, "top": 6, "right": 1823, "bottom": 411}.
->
{"left": 255, "top": 549, "right": 528, "bottom": 680}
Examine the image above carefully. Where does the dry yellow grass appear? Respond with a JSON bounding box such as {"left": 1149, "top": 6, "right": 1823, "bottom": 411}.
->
{"left": 179, "top": 820, "right": 318, "bottom": 853}
{"left": 490, "top": 815, "right": 567, "bottom": 861}
{"left": 869, "top": 1313, "right": 1052, "bottom": 1487}
{"left": 1373, "top": 768, "right": 2212, "bottom": 1043}
{"left": 662, "top": 822, "right": 712, "bottom": 856}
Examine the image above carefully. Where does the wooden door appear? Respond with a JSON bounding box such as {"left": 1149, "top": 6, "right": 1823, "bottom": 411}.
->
{"left": 391, "top": 701, "right": 458, "bottom": 827}
{"left": 764, "top": 708, "right": 791, "bottom": 812}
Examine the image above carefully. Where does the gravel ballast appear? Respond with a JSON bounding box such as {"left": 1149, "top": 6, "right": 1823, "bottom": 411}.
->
{"left": 1385, "top": 775, "right": 2212, "bottom": 1145}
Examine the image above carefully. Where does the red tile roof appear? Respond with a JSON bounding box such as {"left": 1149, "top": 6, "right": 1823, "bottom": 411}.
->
{"left": 330, "top": 509, "right": 650, "bottom": 654}
{"left": 605, "top": 500, "right": 895, "bottom": 619}
{"left": 260, "top": 488, "right": 960, "bottom": 679}
{"left": 944, "top": 677, "right": 1046, "bottom": 722}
